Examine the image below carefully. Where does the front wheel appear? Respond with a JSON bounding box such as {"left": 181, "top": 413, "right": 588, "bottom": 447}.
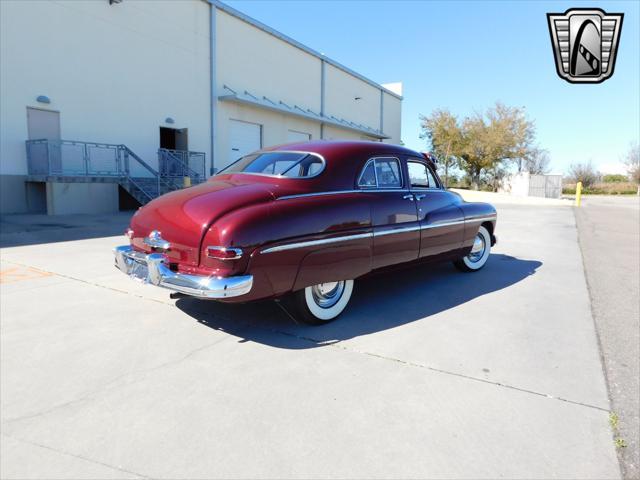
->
{"left": 288, "top": 280, "right": 354, "bottom": 325}
{"left": 454, "top": 225, "right": 491, "bottom": 272}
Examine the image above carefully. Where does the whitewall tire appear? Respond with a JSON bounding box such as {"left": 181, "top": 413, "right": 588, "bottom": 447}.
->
{"left": 454, "top": 225, "right": 491, "bottom": 272}
{"left": 290, "top": 280, "right": 354, "bottom": 325}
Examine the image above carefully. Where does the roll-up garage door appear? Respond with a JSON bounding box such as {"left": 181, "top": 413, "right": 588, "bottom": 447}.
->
{"left": 229, "top": 120, "right": 261, "bottom": 164}
{"left": 287, "top": 130, "right": 311, "bottom": 143}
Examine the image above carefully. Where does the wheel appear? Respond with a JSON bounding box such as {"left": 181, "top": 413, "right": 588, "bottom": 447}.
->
{"left": 288, "top": 280, "right": 354, "bottom": 325}
{"left": 454, "top": 225, "right": 491, "bottom": 272}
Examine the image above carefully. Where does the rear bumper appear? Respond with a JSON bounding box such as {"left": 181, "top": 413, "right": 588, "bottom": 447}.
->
{"left": 113, "top": 245, "right": 253, "bottom": 299}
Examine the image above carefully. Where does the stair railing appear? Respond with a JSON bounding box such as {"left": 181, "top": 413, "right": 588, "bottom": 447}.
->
{"left": 25, "top": 139, "right": 191, "bottom": 204}
{"left": 158, "top": 148, "right": 205, "bottom": 185}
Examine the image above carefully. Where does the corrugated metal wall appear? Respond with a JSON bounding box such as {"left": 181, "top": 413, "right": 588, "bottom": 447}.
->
{"left": 529, "top": 174, "right": 563, "bottom": 198}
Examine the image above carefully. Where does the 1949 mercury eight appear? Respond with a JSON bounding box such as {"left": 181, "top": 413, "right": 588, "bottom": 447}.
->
{"left": 114, "top": 141, "right": 497, "bottom": 324}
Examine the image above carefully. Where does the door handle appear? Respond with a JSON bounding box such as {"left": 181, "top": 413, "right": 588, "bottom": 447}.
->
{"left": 415, "top": 194, "right": 426, "bottom": 201}
{"left": 402, "top": 194, "right": 414, "bottom": 201}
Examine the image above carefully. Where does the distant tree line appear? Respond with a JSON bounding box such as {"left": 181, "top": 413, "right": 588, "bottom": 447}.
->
{"left": 568, "top": 143, "right": 639, "bottom": 188}
{"left": 420, "top": 102, "right": 545, "bottom": 190}
{"left": 421, "top": 103, "right": 639, "bottom": 194}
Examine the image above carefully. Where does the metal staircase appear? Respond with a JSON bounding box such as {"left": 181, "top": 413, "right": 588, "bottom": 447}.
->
{"left": 25, "top": 139, "right": 206, "bottom": 205}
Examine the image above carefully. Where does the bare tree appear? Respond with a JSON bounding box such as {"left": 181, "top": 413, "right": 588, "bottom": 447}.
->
{"left": 524, "top": 148, "right": 551, "bottom": 174}
{"left": 623, "top": 142, "right": 640, "bottom": 184}
{"left": 568, "top": 161, "right": 598, "bottom": 187}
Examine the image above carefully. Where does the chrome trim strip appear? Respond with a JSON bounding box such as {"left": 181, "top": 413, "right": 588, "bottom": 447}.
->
{"left": 259, "top": 215, "right": 496, "bottom": 255}
{"left": 422, "top": 219, "right": 466, "bottom": 230}
{"left": 261, "top": 232, "right": 373, "bottom": 254}
{"left": 465, "top": 215, "right": 497, "bottom": 222}
{"left": 206, "top": 246, "right": 243, "bottom": 260}
{"left": 374, "top": 225, "right": 421, "bottom": 237}
{"left": 114, "top": 246, "right": 252, "bottom": 299}
{"left": 277, "top": 189, "right": 410, "bottom": 201}
{"left": 216, "top": 150, "right": 326, "bottom": 179}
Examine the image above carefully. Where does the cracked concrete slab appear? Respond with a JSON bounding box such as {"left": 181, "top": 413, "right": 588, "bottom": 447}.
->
{"left": 0, "top": 204, "right": 620, "bottom": 479}
{"left": 0, "top": 435, "right": 143, "bottom": 479}
{"left": 2, "top": 333, "right": 619, "bottom": 479}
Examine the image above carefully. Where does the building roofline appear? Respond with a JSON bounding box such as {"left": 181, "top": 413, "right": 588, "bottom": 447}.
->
{"left": 205, "top": 0, "right": 403, "bottom": 100}
{"left": 218, "top": 87, "right": 390, "bottom": 139}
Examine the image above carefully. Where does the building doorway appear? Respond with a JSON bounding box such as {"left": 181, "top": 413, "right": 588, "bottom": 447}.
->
{"left": 27, "top": 107, "right": 60, "bottom": 140}
{"left": 159, "top": 127, "right": 188, "bottom": 151}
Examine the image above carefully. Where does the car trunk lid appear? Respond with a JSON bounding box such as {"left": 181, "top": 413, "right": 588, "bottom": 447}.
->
{"left": 129, "top": 179, "right": 275, "bottom": 266}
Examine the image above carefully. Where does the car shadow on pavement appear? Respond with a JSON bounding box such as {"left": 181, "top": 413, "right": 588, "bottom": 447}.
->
{"left": 175, "top": 254, "right": 542, "bottom": 349}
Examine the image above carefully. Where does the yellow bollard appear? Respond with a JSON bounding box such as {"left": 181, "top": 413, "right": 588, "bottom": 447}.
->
{"left": 183, "top": 176, "right": 191, "bottom": 188}
{"left": 575, "top": 181, "right": 582, "bottom": 207}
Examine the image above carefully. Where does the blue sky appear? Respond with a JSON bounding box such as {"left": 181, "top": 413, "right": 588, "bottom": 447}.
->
{"left": 226, "top": 0, "right": 639, "bottom": 174}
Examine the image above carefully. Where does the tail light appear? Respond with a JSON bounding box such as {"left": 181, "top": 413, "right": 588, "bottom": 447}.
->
{"left": 206, "top": 246, "right": 242, "bottom": 260}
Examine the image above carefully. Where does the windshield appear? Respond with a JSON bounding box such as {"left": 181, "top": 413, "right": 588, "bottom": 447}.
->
{"left": 219, "top": 152, "right": 324, "bottom": 178}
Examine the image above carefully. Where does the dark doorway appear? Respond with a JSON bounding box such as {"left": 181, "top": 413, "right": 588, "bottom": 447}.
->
{"left": 159, "top": 127, "right": 188, "bottom": 151}
{"left": 118, "top": 185, "right": 141, "bottom": 211}
{"left": 25, "top": 182, "right": 47, "bottom": 214}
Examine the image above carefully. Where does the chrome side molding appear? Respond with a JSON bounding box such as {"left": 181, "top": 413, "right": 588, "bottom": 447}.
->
{"left": 261, "top": 232, "right": 373, "bottom": 254}
{"left": 259, "top": 215, "right": 496, "bottom": 254}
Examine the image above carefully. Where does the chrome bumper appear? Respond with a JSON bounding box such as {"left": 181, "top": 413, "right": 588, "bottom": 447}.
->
{"left": 113, "top": 245, "right": 253, "bottom": 299}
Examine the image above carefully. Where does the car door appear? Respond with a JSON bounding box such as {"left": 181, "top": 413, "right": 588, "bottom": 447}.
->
{"left": 406, "top": 158, "right": 465, "bottom": 258}
{"left": 358, "top": 156, "right": 420, "bottom": 270}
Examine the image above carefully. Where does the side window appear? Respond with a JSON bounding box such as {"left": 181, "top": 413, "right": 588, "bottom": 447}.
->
{"left": 358, "top": 161, "right": 376, "bottom": 187}
{"left": 408, "top": 160, "right": 439, "bottom": 189}
{"left": 426, "top": 166, "right": 439, "bottom": 189}
{"left": 358, "top": 157, "right": 402, "bottom": 188}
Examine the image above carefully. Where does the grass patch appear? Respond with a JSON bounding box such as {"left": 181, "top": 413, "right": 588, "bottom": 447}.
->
{"left": 563, "top": 182, "right": 638, "bottom": 195}
{"left": 610, "top": 412, "right": 627, "bottom": 449}
{"left": 615, "top": 438, "right": 628, "bottom": 449}
{"left": 609, "top": 412, "right": 619, "bottom": 430}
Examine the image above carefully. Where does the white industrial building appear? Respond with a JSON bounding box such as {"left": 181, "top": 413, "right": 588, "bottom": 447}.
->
{"left": 0, "top": 0, "right": 402, "bottom": 215}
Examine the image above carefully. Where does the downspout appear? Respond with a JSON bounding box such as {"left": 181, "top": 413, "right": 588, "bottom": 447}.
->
{"left": 320, "top": 58, "right": 326, "bottom": 139}
{"left": 209, "top": 3, "right": 217, "bottom": 175}
{"left": 379, "top": 89, "right": 384, "bottom": 142}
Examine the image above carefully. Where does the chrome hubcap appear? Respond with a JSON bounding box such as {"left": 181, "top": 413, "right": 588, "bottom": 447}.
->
{"left": 311, "top": 281, "right": 345, "bottom": 308}
{"left": 467, "top": 234, "right": 486, "bottom": 263}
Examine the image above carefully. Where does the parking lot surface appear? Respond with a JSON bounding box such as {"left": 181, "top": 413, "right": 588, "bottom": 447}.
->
{"left": 575, "top": 195, "right": 640, "bottom": 479}
{"left": 0, "top": 204, "right": 620, "bottom": 479}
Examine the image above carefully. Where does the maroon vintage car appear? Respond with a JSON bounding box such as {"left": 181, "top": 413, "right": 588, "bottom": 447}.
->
{"left": 114, "top": 141, "right": 496, "bottom": 324}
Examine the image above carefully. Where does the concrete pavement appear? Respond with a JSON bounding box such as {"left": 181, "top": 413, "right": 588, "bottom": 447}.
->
{"left": 0, "top": 203, "right": 621, "bottom": 479}
{"left": 575, "top": 195, "right": 640, "bottom": 479}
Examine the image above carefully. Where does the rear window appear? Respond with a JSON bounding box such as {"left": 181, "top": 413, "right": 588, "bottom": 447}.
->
{"left": 219, "top": 152, "right": 324, "bottom": 178}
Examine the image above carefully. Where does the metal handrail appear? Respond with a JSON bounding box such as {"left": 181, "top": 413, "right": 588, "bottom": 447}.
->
{"left": 124, "top": 176, "right": 154, "bottom": 203}
{"left": 158, "top": 148, "right": 205, "bottom": 181}
{"left": 25, "top": 139, "right": 185, "bottom": 204}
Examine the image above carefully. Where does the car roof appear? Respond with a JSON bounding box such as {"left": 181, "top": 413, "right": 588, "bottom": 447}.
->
{"left": 263, "top": 140, "right": 425, "bottom": 160}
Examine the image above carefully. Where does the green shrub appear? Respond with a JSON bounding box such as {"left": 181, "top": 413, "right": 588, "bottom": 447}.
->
{"left": 563, "top": 182, "right": 638, "bottom": 195}
{"left": 602, "top": 174, "right": 628, "bottom": 183}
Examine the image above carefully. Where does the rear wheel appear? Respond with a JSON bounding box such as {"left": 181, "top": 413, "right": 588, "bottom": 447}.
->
{"left": 289, "top": 280, "right": 354, "bottom": 325}
{"left": 454, "top": 225, "right": 491, "bottom": 272}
